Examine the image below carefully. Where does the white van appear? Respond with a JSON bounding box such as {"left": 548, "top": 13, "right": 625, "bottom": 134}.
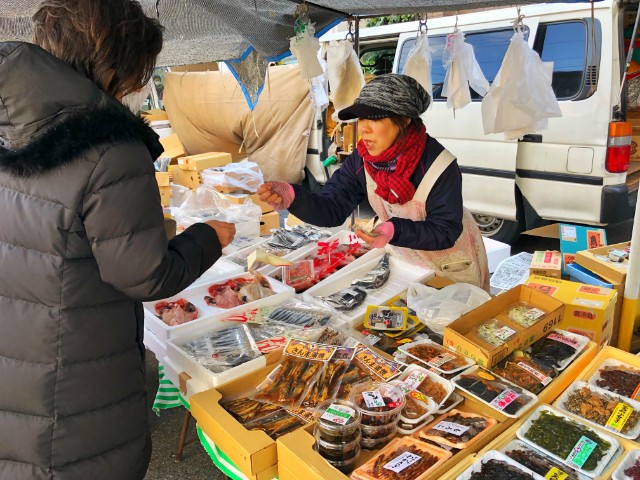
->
{"left": 310, "top": 1, "right": 638, "bottom": 243}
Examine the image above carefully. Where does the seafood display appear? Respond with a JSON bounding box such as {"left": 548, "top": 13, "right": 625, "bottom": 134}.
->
{"left": 529, "top": 330, "right": 587, "bottom": 371}
{"left": 336, "top": 361, "right": 376, "bottom": 399}
{"left": 266, "top": 225, "right": 329, "bottom": 252}
{"left": 521, "top": 409, "right": 613, "bottom": 472}
{"left": 352, "top": 253, "right": 391, "bottom": 290}
{"left": 154, "top": 298, "right": 198, "bottom": 326}
{"left": 476, "top": 320, "right": 516, "bottom": 347}
{"left": 401, "top": 340, "right": 472, "bottom": 373}
{"left": 302, "top": 347, "right": 353, "bottom": 408}
{"left": 593, "top": 361, "right": 640, "bottom": 399}
{"left": 503, "top": 441, "right": 584, "bottom": 480}
{"left": 350, "top": 382, "right": 406, "bottom": 427}
{"left": 245, "top": 410, "right": 306, "bottom": 439}
{"left": 467, "top": 459, "right": 536, "bottom": 480}
{"left": 221, "top": 397, "right": 282, "bottom": 424}
{"left": 419, "top": 410, "right": 495, "bottom": 448}
{"left": 364, "top": 306, "right": 408, "bottom": 331}
{"left": 321, "top": 286, "right": 367, "bottom": 311}
{"left": 506, "top": 303, "right": 546, "bottom": 328}
{"left": 203, "top": 275, "right": 276, "bottom": 308}
{"left": 492, "top": 351, "right": 556, "bottom": 394}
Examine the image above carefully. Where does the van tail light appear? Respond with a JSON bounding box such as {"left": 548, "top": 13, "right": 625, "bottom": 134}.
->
{"left": 606, "top": 121, "right": 632, "bottom": 173}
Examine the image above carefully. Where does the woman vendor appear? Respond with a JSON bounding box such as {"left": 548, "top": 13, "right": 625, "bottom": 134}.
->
{"left": 258, "top": 74, "right": 489, "bottom": 291}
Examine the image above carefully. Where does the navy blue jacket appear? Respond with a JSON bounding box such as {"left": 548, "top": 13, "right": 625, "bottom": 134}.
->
{"left": 289, "top": 136, "right": 464, "bottom": 251}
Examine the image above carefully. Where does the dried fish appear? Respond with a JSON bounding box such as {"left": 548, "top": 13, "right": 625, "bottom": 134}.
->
{"left": 356, "top": 443, "right": 441, "bottom": 480}
{"left": 246, "top": 410, "right": 305, "bottom": 439}
{"left": 352, "top": 253, "right": 391, "bottom": 290}
{"left": 221, "top": 397, "right": 283, "bottom": 424}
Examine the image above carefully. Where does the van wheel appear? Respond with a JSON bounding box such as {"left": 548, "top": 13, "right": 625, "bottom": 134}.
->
{"left": 472, "top": 214, "right": 523, "bottom": 244}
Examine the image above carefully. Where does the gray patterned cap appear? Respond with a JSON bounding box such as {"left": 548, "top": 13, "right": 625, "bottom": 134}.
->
{"left": 338, "top": 74, "right": 431, "bottom": 121}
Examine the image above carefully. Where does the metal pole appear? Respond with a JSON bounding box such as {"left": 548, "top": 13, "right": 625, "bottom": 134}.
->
{"left": 617, "top": 198, "right": 640, "bottom": 351}
{"left": 350, "top": 16, "right": 360, "bottom": 230}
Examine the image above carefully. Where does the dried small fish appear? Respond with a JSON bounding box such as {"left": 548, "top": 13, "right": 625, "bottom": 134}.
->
{"left": 563, "top": 385, "right": 640, "bottom": 434}
{"left": 352, "top": 253, "right": 391, "bottom": 290}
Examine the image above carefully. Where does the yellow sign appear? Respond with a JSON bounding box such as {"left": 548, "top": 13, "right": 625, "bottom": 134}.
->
{"left": 355, "top": 347, "right": 402, "bottom": 380}
{"left": 606, "top": 402, "right": 634, "bottom": 432}
{"left": 545, "top": 467, "right": 568, "bottom": 480}
{"left": 285, "top": 339, "right": 336, "bottom": 361}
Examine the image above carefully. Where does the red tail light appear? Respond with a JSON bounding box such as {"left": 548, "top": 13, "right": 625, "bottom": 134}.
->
{"left": 606, "top": 122, "right": 632, "bottom": 173}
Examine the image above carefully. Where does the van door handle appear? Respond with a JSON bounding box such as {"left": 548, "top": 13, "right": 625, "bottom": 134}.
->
{"left": 519, "top": 134, "right": 543, "bottom": 143}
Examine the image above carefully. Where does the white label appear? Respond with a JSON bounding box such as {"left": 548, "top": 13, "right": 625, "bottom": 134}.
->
{"left": 402, "top": 370, "right": 428, "bottom": 391}
{"left": 320, "top": 404, "right": 355, "bottom": 426}
{"left": 524, "top": 308, "right": 546, "bottom": 321}
{"left": 383, "top": 452, "right": 422, "bottom": 473}
{"left": 494, "top": 326, "right": 516, "bottom": 341}
{"left": 574, "top": 298, "right": 604, "bottom": 309}
{"left": 366, "top": 334, "right": 380, "bottom": 345}
{"left": 517, "top": 362, "right": 552, "bottom": 386}
{"left": 427, "top": 352, "right": 456, "bottom": 368}
{"left": 431, "top": 421, "right": 470, "bottom": 436}
{"left": 362, "top": 390, "right": 385, "bottom": 409}
{"left": 562, "top": 226, "right": 577, "bottom": 241}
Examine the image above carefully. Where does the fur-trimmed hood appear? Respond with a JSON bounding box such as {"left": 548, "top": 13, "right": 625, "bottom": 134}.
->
{"left": 0, "top": 42, "right": 162, "bottom": 177}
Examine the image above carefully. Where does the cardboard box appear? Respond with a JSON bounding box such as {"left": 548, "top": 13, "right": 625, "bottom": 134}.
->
{"left": 158, "top": 186, "right": 171, "bottom": 207}
{"left": 141, "top": 108, "right": 169, "bottom": 122}
{"left": 159, "top": 133, "right": 186, "bottom": 162}
{"left": 525, "top": 275, "right": 618, "bottom": 349}
{"left": 443, "top": 285, "right": 565, "bottom": 368}
{"left": 172, "top": 167, "right": 202, "bottom": 189}
{"left": 155, "top": 171, "right": 170, "bottom": 187}
{"left": 529, "top": 250, "right": 562, "bottom": 279}
{"left": 178, "top": 152, "right": 232, "bottom": 171}
{"left": 260, "top": 211, "right": 280, "bottom": 236}
{"left": 223, "top": 192, "right": 274, "bottom": 214}
{"left": 558, "top": 223, "right": 607, "bottom": 273}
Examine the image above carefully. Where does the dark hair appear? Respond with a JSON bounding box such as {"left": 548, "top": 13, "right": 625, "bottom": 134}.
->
{"left": 389, "top": 115, "right": 414, "bottom": 150}
{"left": 33, "top": 0, "right": 164, "bottom": 98}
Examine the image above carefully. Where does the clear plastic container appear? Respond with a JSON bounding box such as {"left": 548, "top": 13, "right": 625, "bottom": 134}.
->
{"left": 283, "top": 260, "right": 315, "bottom": 291}
{"left": 398, "top": 338, "right": 474, "bottom": 375}
{"left": 475, "top": 319, "right": 518, "bottom": 348}
{"left": 315, "top": 442, "right": 361, "bottom": 474}
{"left": 314, "top": 431, "right": 361, "bottom": 462}
{"left": 389, "top": 379, "right": 438, "bottom": 424}
{"left": 396, "top": 364, "right": 454, "bottom": 407}
{"left": 315, "top": 399, "right": 361, "bottom": 443}
{"left": 360, "top": 422, "right": 397, "bottom": 440}
{"left": 349, "top": 382, "right": 406, "bottom": 426}
{"left": 418, "top": 409, "right": 497, "bottom": 449}
{"left": 363, "top": 305, "right": 408, "bottom": 331}
{"left": 360, "top": 431, "right": 396, "bottom": 451}
{"left": 502, "top": 301, "right": 546, "bottom": 328}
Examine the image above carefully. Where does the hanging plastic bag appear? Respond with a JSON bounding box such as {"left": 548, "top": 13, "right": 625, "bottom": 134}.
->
{"left": 407, "top": 282, "right": 491, "bottom": 335}
{"left": 290, "top": 29, "right": 323, "bottom": 79}
{"left": 442, "top": 30, "right": 490, "bottom": 110}
{"left": 200, "top": 160, "right": 264, "bottom": 193}
{"left": 481, "top": 30, "right": 562, "bottom": 140}
{"left": 326, "top": 40, "right": 365, "bottom": 121}
{"left": 404, "top": 33, "right": 433, "bottom": 100}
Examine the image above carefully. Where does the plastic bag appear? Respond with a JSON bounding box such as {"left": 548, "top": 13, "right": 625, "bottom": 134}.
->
{"left": 327, "top": 40, "right": 365, "bottom": 121}
{"left": 481, "top": 31, "right": 562, "bottom": 140}
{"left": 290, "top": 28, "right": 323, "bottom": 79}
{"left": 404, "top": 33, "right": 433, "bottom": 99}
{"left": 200, "top": 160, "right": 264, "bottom": 193}
{"left": 442, "top": 30, "right": 490, "bottom": 110}
{"left": 407, "top": 282, "right": 491, "bottom": 335}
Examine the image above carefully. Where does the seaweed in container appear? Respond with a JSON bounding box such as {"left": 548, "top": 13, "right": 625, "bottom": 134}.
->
{"left": 505, "top": 444, "right": 583, "bottom": 480}
{"left": 529, "top": 331, "right": 583, "bottom": 370}
{"left": 468, "top": 459, "right": 536, "bottom": 480}
{"left": 352, "top": 253, "right": 391, "bottom": 290}
{"left": 492, "top": 351, "right": 556, "bottom": 394}
{"left": 320, "top": 286, "right": 367, "bottom": 311}
{"left": 595, "top": 364, "right": 640, "bottom": 399}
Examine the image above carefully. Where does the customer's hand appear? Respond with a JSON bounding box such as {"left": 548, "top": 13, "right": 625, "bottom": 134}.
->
{"left": 355, "top": 222, "right": 394, "bottom": 249}
{"left": 205, "top": 220, "right": 236, "bottom": 248}
{"left": 257, "top": 181, "right": 295, "bottom": 210}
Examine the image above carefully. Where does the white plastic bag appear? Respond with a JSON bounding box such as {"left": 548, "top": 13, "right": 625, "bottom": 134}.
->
{"left": 442, "top": 30, "right": 490, "bottom": 110}
{"left": 201, "top": 160, "right": 264, "bottom": 193}
{"left": 326, "top": 40, "right": 365, "bottom": 121}
{"left": 481, "top": 31, "right": 562, "bottom": 140}
{"left": 404, "top": 34, "right": 433, "bottom": 99}
{"left": 290, "top": 29, "right": 323, "bottom": 79}
{"left": 407, "top": 282, "right": 491, "bottom": 335}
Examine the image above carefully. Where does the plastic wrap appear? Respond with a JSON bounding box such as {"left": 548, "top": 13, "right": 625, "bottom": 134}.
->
{"left": 200, "top": 160, "right": 264, "bottom": 193}
{"left": 457, "top": 450, "right": 542, "bottom": 480}
{"left": 501, "top": 439, "right": 589, "bottom": 480}
{"left": 301, "top": 346, "right": 354, "bottom": 408}
{"left": 221, "top": 396, "right": 283, "bottom": 424}
{"left": 418, "top": 409, "right": 496, "bottom": 449}
{"left": 399, "top": 339, "right": 474, "bottom": 375}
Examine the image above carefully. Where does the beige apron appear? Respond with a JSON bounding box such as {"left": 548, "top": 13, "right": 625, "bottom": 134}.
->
{"left": 365, "top": 149, "right": 490, "bottom": 292}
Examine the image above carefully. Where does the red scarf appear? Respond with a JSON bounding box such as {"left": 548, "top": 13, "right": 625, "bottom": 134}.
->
{"left": 358, "top": 120, "right": 427, "bottom": 205}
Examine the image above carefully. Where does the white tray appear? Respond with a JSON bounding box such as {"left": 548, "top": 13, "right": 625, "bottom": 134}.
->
{"left": 457, "top": 450, "right": 545, "bottom": 480}
{"left": 500, "top": 439, "right": 591, "bottom": 480}
{"left": 166, "top": 323, "right": 268, "bottom": 389}
{"left": 191, "top": 257, "right": 245, "bottom": 287}
{"left": 531, "top": 330, "right": 591, "bottom": 372}
{"left": 398, "top": 338, "right": 475, "bottom": 375}
{"left": 143, "top": 272, "right": 294, "bottom": 341}
{"left": 516, "top": 405, "right": 620, "bottom": 478}
{"left": 143, "top": 327, "right": 167, "bottom": 359}
{"left": 396, "top": 364, "right": 454, "bottom": 408}
{"left": 159, "top": 356, "right": 209, "bottom": 398}
{"left": 303, "top": 249, "right": 434, "bottom": 326}
{"left": 587, "top": 358, "right": 640, "bottom": 402}
{"left": 613, "top": 449, "right": 640, "bottom": 480}
{"left": 555, "top": 381, "right": 640, "bottom": 440}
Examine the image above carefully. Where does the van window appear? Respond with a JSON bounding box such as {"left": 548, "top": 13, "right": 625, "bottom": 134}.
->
{"left": 534, "top": 21, "right": 588, "bottom": 99}
{"left": 398, "top": 28, "right": 523, "bottom": 101}
{"left": 360, "top": 47, "right": 396, "bottom": 76}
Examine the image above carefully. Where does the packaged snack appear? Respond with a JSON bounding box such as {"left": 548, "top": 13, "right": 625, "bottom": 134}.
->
{"left": 316, "top": 324, "right": 351, "bottom": 346}
{"left": 396, "top": 364, "right": 454, "bottom": 406}
{"left": 458, "top": 450, "right": 540, "bottom": 480}
{"left": 315, "top": 399, "right": 360, "bottom": 444}
{"left": 351, "top": 253, "right": 391, "bottom": 290}
{"left": 418, "top": 410, "right": 497, "bottom": 449}
{"left": 399, "top": 339, "right": 474, "bottom": 374}
{"left": 452, "top": 367, "right": 537, "bottom": 418}
{"left": 501, "top": 440, "right": 588, "bottom": 480}
{"left": 302, "top": 347, "right": 353, "bottom": 408}
{"left": 364, "top": 305, "right": 408, "bottom": 331}
{"left": 221, "top": 396, "right": 283, "bottom": 424}
{"left": 352, "top": 437, "right": 451, "bottom": 480}
{"left": 492, "top": 351, "right": 556, "bottom": 394}
{"left": 349, "top": 382, "right": 406, "bottom": 426}
{"left": 557, "top": 381, "right": 640, "bottom": 439}
{"left": 475, "top": 319, "right": 517, "bottom": 347}
{"left": 589, "top": 358, "right": 640, "bottom": 401}
{"left": 336, "top": 346, "right": 404, "bottom": 399}
{"left": 244, "top": 409, "right": 306, "bottom": 439}
{"left": 504, "top": 302, "right": 546, "bottom": 328}
{"left": 613, "top": 449, "right": 640, "bottom": 480}
{"left": 517, "top": 405, "right": 619, "bottom": 477}
{"left": 384, "top": 315, "right": 426, "bottom": 339}
{"left": 528, "top": 329, "right": 589, "bottom": 371}
{"left": 320, "top": 286, "right": 367, "bottom": 311}
{"left": 252, "top": 340, "right": 336, "bottom": 408}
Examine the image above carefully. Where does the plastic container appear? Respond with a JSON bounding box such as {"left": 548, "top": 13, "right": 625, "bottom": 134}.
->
{"left": 456, "top": 450, "right": 545, "bottom": 480}
{"left": 500, "top": 439, "right": 591, "bottom": 480}
{"left": 349, "top": 382, "right": 406, "bottom": 426}
{"left": 360, "top": 431, "right": 396, "bottom": 450}
{"left": 528, "top": 329, "right": 590, "bottom": 372}
{"left": 315, "top": 399, "right": 361, "bottom": 443}
{"left": 398, "top": 415, "right": 434, "bottom": 434}
{"left": 475, "top": 319, "right": 518, "bottom": 347}
{"left": 436, "top": 392, "right": 464, "bottom": 414}
{"left": 314, "top": 431, "right": 361, "bottom": 462}
{"left": 396, "top": 364, "right": 455, "bottom": 407}
{"left": 418, "top": 409, "right": 497, "bottom": 450}
{"left": 516, "top": 405, "right": 620, "bottom": 478}
{"left": 314, "top": 442, "right": 361, "bottom": 474}
{"left": 612, "top": 449, "right": 640, "bottom": 480}
{"left": 389, "top": 379, "right": 438, "bottom": 423}
{"left": 566, "top": 263, "right": 615, "bottom": 289}
{"left": 451, "top": 366, "right": 538, "bottom": 418}
{"left": 587, "top": 358, "right": 640, "bottom": 402}
{"left": 491, "top": 351, "right": 556, "bottom": 394}
{"left": 398, "top": 339, "right": 475, "bottom": 375}
{"left": 283, "top": 260, "right": 315, "bottom": 290}
{"left": 360, "top": 422, "right": 397, "bottom": 440}
{"left": 363, "top": 305, "right": 408, "bottom": 331}
{"left": 502, "top": 301, "right": 547, "bottom": 328}
{"left": 556, "top": 381, "right": 640, "bottom": 440}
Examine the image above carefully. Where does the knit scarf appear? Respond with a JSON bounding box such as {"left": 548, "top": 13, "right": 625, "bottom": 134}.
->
{"left": 358, "top": 120, "right": 427, "bottom": 205}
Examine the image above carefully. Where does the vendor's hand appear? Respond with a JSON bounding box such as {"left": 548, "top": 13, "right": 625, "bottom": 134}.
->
{"left": 355, "top": 222, "right": 394, "bottom": 249}
{"left": 257, "top": 181, "right": 295, "bottom": 210}
{"left": 205, "top": 219, "right": 236, "bottom": 248}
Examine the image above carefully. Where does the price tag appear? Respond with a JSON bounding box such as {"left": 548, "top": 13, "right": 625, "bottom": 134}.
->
{"left": 606, "top": 402, "right": 634, "bottom": 432}
{"left": 545, "top": 467, "right": 569, "bottom": 480}
{"left": 494, "top": 326, "right": 516, "bottom": 341}
{"left": 517, "top": 362, "right": 552, "bottom": 386}
{"left": 523, "top": 308, "right": 545, "bottom": 322}
{"left": 427, "top": 352, "right": 456, "bottom": 368}
{"left": 362, "top": 390, "right": 385, "bottom": 409}
{"left": 383, "top": 452, "right": 422, "bottom": 473}
{"left": 561, "top": 225, "right": 577, "bottom": 241}
{"left": 320, "top": 404, "right": 355, "bottom": 426}
{"left": 547, "top": 333, "right": 579, "bottom": 349}
{"left": 431, "top": 421, "right": 470, "bottom": 436}
{"left": 402, "top": 370, "right": 428, "bottom": 391}
{"left": 565, "top": 435, "right": 598, "bottom": 469}
{"left": 489, "top": 389, "right": 520, "bottom": 411}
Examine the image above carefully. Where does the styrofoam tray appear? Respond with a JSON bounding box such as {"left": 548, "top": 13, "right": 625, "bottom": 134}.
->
{"left": 531, "top": 329, "right": 591, "bottom": 372}
{"left": 516, "top": 405, "right": 620, "bottom": 478}
{"left": 587, "top": 358, "right": 640, "bottom": 402}
{"left": 613, "top": 449, "right": 640, "bottom": 480}
{"left": 500, "top": 439, "right": 591, "bottom": 480}
{"left": 396, "top": 364, "right": 454, "bottom": 408}
{"left": 191, "top": 257, "right": 245, "bottom": 287}
{"left": 143, "top": 272, "right": 294, "bottom": 341}
{"left": 436, "top": 392, "right": 464, "bottom": 414}
{"left": 555, "top": 381, "right": 640, "bottom": 440}
{"left": 398, "top": 338, "right": 475, "bottom": 375}
{"left": 159, "top": 355, "right": 209, "bottom": 397}
{"left": 166, "top": 323, "right": 268, "bottom": 389}
{"left": 389, "top": 379, "right": 438, "bottom": 424}
{"left": 143, "top": 327, "right": 167, "bottom": 359}
{"left": 303, "top": 249, "right": 434, "bottom": 326}
{"left": 457, "top": 450, "right": 545, "bottom": 479}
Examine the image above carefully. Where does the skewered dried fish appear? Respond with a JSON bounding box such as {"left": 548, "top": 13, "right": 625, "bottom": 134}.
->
{"left": 352, "top": 253, "right": 391, "bottom": 290}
